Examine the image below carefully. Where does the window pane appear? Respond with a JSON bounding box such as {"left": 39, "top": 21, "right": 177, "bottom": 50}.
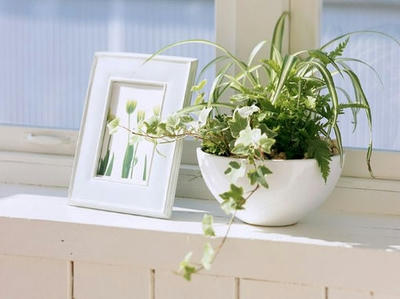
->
{"left": 0, "top": 0, "right": 215, "bottom": 130}
{"left": 322, "top": 0, "right": 400, "bottom": 151}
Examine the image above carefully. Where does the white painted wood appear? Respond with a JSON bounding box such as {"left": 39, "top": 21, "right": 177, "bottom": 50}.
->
{"left": 342, "top": 149, "right": 400, "bottom": 180}
{"left": 74, "top": 262, "right": 149, "bottom": 299}
{"left": 0, "top": 151, "right": 72, "bottom": 187}
{"left": 216, "top": 0, "right": 289, "bottom": 62}
{"left": 155, "top": 271, "right": 235, "bottom": 299}
{"left": 0, "top": 185, "right": 399, "bottom": 294}
{"left": 328, "top": 288, "right": 372, "bottom": 299}
{"left": 289, "top": 0, "right": 321, "bottom": 52}
{"left": 240, "top": 279, "right": 324, "bottom": 299}
{"left": 0, "top": 255, "right": 70, "bottom": 299}
{"left": 374, "top": 293, "right": 400, "bottom": 299}
{"left": 322, "top": 186, "right": 400, "bottom": 216}
{"left": 0, "top": 125, "right": 77, "bottom": 155}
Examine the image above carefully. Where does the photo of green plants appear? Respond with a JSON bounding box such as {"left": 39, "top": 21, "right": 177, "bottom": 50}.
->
{"left": 96, "top": 80, "right": 165, "bottom": 185}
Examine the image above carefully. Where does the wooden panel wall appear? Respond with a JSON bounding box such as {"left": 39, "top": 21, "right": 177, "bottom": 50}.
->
{"left": 1, "top": 255, "right": 399, "bottom": 299}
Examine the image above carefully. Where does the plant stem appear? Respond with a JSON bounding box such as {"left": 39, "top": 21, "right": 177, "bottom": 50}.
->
{"left": 190, "top": 184, "right": 260, "bottom": 275}
{"left": 119, "top": 125, "right": 204, "bottom": 141}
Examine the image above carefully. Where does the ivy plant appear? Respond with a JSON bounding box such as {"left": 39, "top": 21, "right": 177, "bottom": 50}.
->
{"left": 107, "top": 12, "right": 399, "bottom": 280}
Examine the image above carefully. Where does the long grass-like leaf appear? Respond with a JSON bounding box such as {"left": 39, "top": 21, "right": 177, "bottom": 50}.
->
{"left": 122, "top": 144, "right": 134, "bottom": 179}
{"left": 321, "top": 30, "right": 400, "bottom": 50}
{"left": 210, "top": 62, "right": 234, "bottom": 102}
{"left": 307, "top": 60, "right": 340, "bottom": 135}
{"left": 270, "top": 12, "right": 289, "bottom": 61}
{"left": 196, "top": 55, "right": 229, "bottom": 83}
{"left": 143, "top": 155, "right": 148, "bottom": 181}
{"left": 248, "top": 40, "right": 269, "bottom": 66}
{"left": 336, "top": 57, "right": 383, "bottom": 85}
{"left": 145, "top": 39, "right": 257, "bottom": 85}
{"left": 271, "top": 54, "right": 297, "bottom": 104}
{"left": 340, "top": 66, "right": 374, "bottom": 176}
{"left": 333, "top": 124, "right": 344, "bottom": 166}
{"left": 336, "top": 86, "right": 358, "bottom": 132}
{"left": 105, "top": 153, "right": 114, "bottom": 176}
{"left": 97, "top": 149, "right": 110, "bottom": 175}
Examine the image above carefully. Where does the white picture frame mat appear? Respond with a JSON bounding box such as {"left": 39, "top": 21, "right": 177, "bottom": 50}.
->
{"left": 94, "top": 78, "right": 167, "bottom": 186}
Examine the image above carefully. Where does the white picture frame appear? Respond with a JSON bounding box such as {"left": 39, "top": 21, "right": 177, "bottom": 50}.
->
{"left": 69, "top": 52, "right": 198, "bottom": 218}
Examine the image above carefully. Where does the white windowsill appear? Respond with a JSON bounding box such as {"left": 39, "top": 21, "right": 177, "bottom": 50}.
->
{"left": 0, "top": 183, "right": 399, "bottom": 295}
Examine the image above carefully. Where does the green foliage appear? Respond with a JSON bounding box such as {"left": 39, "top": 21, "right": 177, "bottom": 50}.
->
{"left": 306, "top": 138, "right": 332, "bottom": 182}
{"left": 201, "top": 243, "right": 215, "bottom": 270}
{"left": 228, "top": 111, "right": 248, "bottom": 138}
{"left": 97, "top": 149, "right": 110, "bottom": 176}
{"left": 328, "top": 37, "right": 349, "bottom": 59}
{"left": 126, "top": 100, "right": 137, "bottom": 115}
{"left": 105, "top": 153, "right": 114, "bottom": 176}
{"left": 178, "top": 252, "right": 196, "bottom": 281}
{"left": 247, "top": 165, "right": 272, "bottom": 188}
{"left": 219, "top": 184, "right": 246, "bottom": 214}
{"left": 121, "top": 144, "right": 134, "bottom": 179}
{"left": 202, "top": 214, "right": 215, "bottom": 237}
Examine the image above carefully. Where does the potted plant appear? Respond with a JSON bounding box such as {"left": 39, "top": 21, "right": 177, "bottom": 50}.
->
{"left": 108, "top": 12, "right": 396, "bottom": 280}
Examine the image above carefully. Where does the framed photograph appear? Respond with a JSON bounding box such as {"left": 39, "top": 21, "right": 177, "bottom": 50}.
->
{"left": 69, "top": 53, "right": 197, "bottom": 218}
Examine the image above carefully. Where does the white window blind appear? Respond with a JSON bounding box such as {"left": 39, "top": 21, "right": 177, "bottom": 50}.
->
{"left": 0, "top": 0, "right": 215, "bottom": 130}
{"left": 322, "top": 0, "right": 400, "bottom": 151}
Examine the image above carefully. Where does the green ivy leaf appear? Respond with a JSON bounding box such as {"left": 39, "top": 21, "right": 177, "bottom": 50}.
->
{"left": 219, "top": 184, "right": 245, "bottom": 214}
{"left": 107, "top": 117, "right": 120, "bottom": 135}
{"left": 259, "top": 136, "right": 275, "bottom": 154}
{"left": 178, "top": 252, "right": 197, "bottom": 281}
{"left": 202, "top": 214, "right": 216, "bottom": 237}
{"left": 224, "top": 161, "right": 246, "bottom": 183}
{"left": 247, "top": 165, "right": 272, "bottom": 188}
{"left": 237, "top": 104, "right": 260, "bottom": 118}
{"left": 201, "top": 242, "right": 215, "bottom": 271}
{"left": 228, "top": 111, "right": 248, "bottom": 138}
{"left": 231, "top": 144, "right": 251, "bottom": 157}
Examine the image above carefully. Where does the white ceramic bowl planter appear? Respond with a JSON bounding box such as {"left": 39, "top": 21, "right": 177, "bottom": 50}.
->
{"left": 197, "top": 148, "right": 343, "bottom": 226}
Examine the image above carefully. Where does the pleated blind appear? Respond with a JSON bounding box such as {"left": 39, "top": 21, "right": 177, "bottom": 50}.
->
{"left": 0, "top": 0, "right": 215, "bottom": 130}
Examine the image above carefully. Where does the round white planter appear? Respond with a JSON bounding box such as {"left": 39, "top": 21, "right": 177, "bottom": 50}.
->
{"left": 197, "top": 148, "right": 343, "bottom": 226}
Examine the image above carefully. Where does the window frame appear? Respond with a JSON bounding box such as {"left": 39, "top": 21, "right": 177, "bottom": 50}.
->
{"left": 0, "top": 0, "right": 399, "bottom": 188}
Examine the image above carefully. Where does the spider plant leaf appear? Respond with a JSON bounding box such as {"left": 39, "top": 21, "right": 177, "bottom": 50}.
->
{"left": 248, "top": 40, "right": 269, "bottom": 66}
{"left": 333, "top": 123, "right": 344, "bottom": 166}
{"left": 270, "top": 11, "right": 289, "bottom": 61}
{"left": 340, "top": 66, "right": 374, "bottom": 176}
{"left": 196, "top": 55, "right": 229, "bottom": 83}
{"left": 211, "top": 62, "right": 234, "bottom": 102}
{"left": 336, "top": 86, "right": 358, "bottom": 132}
{"left": 307, "top": 59, "right": 340, "bottom": 134}
{"left": 105, "top": 153, "right": 114, "bottom": 176}
{"left": 336, "top": 57, "right": 383, "bottom": 85}
{"left": 307, "top": 49, "right": 344, "bottom": 78}
{"left": 271, "top": 54, "right": 297, "bottom": 104}
{"left": 224, "top": 74, "right": 249, "bottom": 94}
{"left": 321, "top": 30, "right": 400, "bottom": 50}
{"left": 145, "top": 39, "right": 256, "bottom": 85}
